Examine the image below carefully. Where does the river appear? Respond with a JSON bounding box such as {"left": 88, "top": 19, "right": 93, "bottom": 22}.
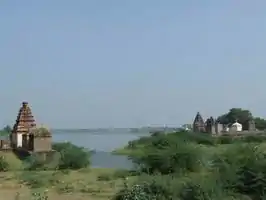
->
{"left": 52, "top": 129, "right": 148, "bottom": 169}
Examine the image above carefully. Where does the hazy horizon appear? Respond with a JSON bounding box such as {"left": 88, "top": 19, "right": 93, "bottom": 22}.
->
{"left": 1, "top": 1, "right": 266, "bottom": 129}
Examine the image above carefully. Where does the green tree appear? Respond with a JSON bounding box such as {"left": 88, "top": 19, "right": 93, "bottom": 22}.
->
{"left": 52, "top": 142, "right": 90, "bottom": 169}
{"left": 3, "top": 125, "right": 12, "bottom": 133}
{"left": 253, "top": 117, "right": 266, "bottom": 130}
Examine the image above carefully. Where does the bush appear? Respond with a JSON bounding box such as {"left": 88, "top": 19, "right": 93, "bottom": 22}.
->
{"left": 213, "top": 143, "right": 266, "bottom": 199}
{"left": 97, "top": 173, "right": 112, "bottom": 181}
{"left": 0, "top": 156, "right": 9, "bottom": 171}
{"left": 53, "top": 142, "right": 90, "bottom": 169}
{"left": 130, "top": 140, "right": 203, "bottom": 174}
{"left": 115, "top": 131, "right": 266, "bottom": 200}
{"left": 23, "top": 151, "right": 61, "bottom": 170}
{"left": 113, "top": 173, "right": 249, "bottom": 200}
{"left": 113, "top": 175, "right": 180, "bottom": 200}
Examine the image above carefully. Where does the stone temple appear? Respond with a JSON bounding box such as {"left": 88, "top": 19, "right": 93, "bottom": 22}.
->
{"left": 10, "top": 102, "right": 52, "bottom": 152}
{"left": 192, "top": 112, "right": 257, "bottom": 135}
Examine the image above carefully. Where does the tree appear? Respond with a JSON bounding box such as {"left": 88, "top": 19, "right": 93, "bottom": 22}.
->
{"left": 217, "top": 108, "right": 253, "bottom": 130}
{"left": 3, "top": 125, "right": 12, "bottom": 133}
{"left": 253, "top": 117, "right": 266, "bottom": 130}
{"left": 52, "top": 142, "right": 91, "bottom": 169}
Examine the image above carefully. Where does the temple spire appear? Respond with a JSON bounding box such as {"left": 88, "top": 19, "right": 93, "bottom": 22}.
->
{"left": 193, "top": 112, "right": 205, "bottom": 133}
{"left": 12, "top": 102, "right": 36, "bottom": 134}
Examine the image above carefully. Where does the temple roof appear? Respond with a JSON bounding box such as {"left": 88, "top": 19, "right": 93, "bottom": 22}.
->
{"left": 12, "top": 102, "right": 36, "bottom": 134}
{"left": 193, "top": 112, "right": 205, "bottom": 125}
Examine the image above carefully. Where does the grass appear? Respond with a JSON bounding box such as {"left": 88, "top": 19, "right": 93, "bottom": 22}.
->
{"left": 0, "top": 151, "right": 136, "bottom": 200}
{"left": 0, "top": 151, "right": 23, "bottom": 170}
{"left": 0, "top": 130, "right": 9, "bottom": 136}
{"left": 0, "top": 167, "right": 136, "bottom": 200}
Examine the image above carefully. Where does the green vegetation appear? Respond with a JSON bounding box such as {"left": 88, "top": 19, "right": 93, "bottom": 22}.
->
{"left": 4, "top": 111, "right": 266, "bottom": 199}
{"left": 112, "top": 131, "right": 266, "bottom": 200}
{"left": 31, "top": 127, "right": 51, "bottom": 137}
{"left": 0, "top": 125, "right": 12, "bottom": 136}
{"left": 3, "top": 131, "right": 266, "bottom": 199}
{"left": 0, "top": 142, "right": 136, "bottom": 200}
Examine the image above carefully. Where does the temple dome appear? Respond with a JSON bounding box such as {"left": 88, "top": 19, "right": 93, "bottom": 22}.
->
{"left": 231, "top": 121, "right": 242, "bottom": 132}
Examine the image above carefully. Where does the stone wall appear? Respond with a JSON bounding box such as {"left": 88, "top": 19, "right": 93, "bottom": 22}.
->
{"left": 0, "top": 140, "right": 11, "bottom": 150}
{"left": 33, "top": 136, "right": 52, "bottom": 152}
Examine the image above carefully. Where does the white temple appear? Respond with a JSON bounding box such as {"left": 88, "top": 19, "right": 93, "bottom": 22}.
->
{"left": 231, "top": 121, "right": 243, "bottom": 132}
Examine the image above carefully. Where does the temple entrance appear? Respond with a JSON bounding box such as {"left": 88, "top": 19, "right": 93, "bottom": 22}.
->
{"left": 22, "top": 134, "right": 27, "bottom": 149}
{"left": 28, "top": 134, "right": 34, "bottom": 151}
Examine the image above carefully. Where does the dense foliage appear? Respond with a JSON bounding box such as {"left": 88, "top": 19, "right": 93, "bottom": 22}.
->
{"left": 52, "top": 142, "right": 91, "bottom": 169}
{"left": 114, "top": 131, "right": 266, "bottom": 200}
{"left": 0, "top": 125, "right": 12, "bottom": 136}
{"left": 23, "top": 142, "right": 91, "bottom": 170}
{"left": 0, "top": 156, "right": 9, "bottom": 171}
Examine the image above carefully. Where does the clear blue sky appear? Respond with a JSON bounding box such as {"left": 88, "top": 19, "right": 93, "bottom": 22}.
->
{"left": 1, "top": 1, "right": 266, "bottom": 128}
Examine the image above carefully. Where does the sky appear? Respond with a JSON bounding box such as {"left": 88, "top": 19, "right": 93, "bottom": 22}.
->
{"left": 0, "top": 1, "right": 266, "bottom": 128}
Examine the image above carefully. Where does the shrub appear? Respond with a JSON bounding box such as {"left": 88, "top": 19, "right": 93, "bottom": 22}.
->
{"left": 19, "top": 172, "right": 48, "bottom": 188}
{"left": 97, "top": 173, "right": 112, "bottom": 181}
{"left": 52, "top": 142, "right": 90, "bottom": 169}
{"left": 23, "top": 152, "right": 60, "bottom": 170}
{"left": 113, "top": 175, "right": 179, "bottom": 200}
{"left": 178, "top": 175, "right": 226, "bottom": 200}
{"left": 113, "top": 173, "right": 246, "bottom": 200}
{"left": 0, "top": 156, "right": 9, "bottom": 171}
{"left": 130, "top": 141, "right": 203, "bottom": 174}
{"left": 213, "top": 143, "right": 266, "bottom": 199}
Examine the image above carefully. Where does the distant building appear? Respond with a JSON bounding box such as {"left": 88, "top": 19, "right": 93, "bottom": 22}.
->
{"left": 192, "top": 112, "right": 256, "bottom": 135}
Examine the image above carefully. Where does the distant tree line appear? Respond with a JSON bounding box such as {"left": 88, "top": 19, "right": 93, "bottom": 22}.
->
{"left": 0, "top": 125, "right": 12, "bottom": 136}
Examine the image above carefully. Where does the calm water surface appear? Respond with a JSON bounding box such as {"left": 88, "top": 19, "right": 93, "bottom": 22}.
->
{"left": 52, "top": 130, "right": 148, "bottom": 169}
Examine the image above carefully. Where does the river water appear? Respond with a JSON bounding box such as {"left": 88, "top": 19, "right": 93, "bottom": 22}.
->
{"left": 52, "top": 129, "right": 148, "bottom": 169}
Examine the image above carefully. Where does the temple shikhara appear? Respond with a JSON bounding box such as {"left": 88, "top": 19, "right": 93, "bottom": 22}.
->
{"left": 1, "top": 102, "right": 52, "bottom": 152}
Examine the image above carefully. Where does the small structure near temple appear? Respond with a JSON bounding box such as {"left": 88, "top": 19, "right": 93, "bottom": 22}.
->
{"left": 0, "top": 136, "right": 10, "bottom": 150}
{"left": 231, "top": 121, "right": 243, "bottom": 132}
{"left": 248, "top": 118, "right": 256, "bottom": 131}
{"left": 22, "top": 126, "right": 52, "bottom": 152}
{"left": 10, "top": 102, "right": 52, "bottom": 153}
